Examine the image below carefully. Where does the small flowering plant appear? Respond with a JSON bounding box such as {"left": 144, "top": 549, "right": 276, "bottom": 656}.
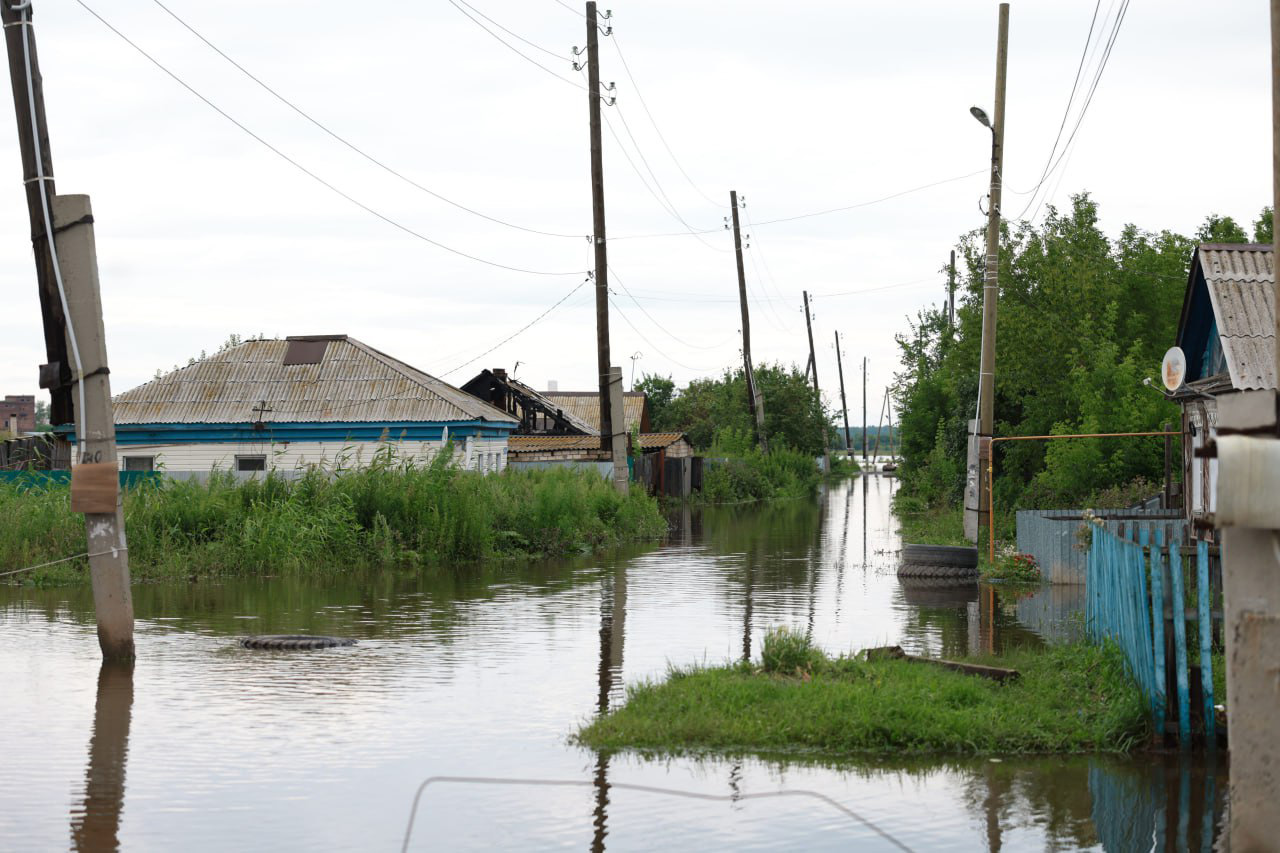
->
{"left": 984, "top": 547, "right": 1042, "bottom": 583}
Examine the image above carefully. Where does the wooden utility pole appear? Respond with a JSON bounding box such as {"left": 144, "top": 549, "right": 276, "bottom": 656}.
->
{"left": 966, "top": 2, "right": 1009, "bottom": 543}
{"left": 834, "top": 331, "right": 851, "bottom": 451}
{"left": 584, "top": 2, "right": 626, "bottom": 491}
{"left": 802, "top": 291, "right": 827, "bottom": 470}
{"left": 948, "top": 249, "right": 957, "bottom": 330}
{"left": 2, "top": 0, "right": 70, "bottom": 451}
{"left": 3, "top": 3, "right": 132, "bottom": 659}
{"left": 730, "top": 190, "right": 767, "bottom": 452}
{"left": 862, "top": 357, "right": 868, "bottom": 464}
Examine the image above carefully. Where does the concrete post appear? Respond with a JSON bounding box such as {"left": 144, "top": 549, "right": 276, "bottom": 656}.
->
{"left": 55, "top": 194, "right": 133, "bottom": 660}
{"left": 607, "top": 366, "right": 628, "bottom": 494}
{"left": 1214, "top": 389, "right": 1280, "bottom": 849}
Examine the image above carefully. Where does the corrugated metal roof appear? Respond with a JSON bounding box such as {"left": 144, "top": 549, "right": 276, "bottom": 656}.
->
{"left": 542, "top": 392, "right": 648, "bottom": 433}
{"left": 1199, "top": 245, "right": 1276, "bottom": 390}
{"left": 114, "top": 336, "right": 518, "bottom": 425}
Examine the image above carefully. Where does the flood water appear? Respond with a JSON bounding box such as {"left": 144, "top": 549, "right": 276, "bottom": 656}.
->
{"left": 0, "top": 475, "right": 1226, "bottom": 851}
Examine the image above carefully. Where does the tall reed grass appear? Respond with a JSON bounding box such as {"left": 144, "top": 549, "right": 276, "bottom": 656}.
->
{"left": 0, "top": 453, "right": 666, "bottom": 585}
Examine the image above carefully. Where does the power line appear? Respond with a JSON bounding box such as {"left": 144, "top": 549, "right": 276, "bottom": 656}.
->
{"left": 447, "top": 0, "right": 587, "bottom": 92}
{"left": 551, "top": 0, "right": 586, "bottom": 18}
{"left": 1028, "top": 0, "right": 1131, "bottom": 222}
{"left": 75, "top": 0, "right": 584, "bottom": 278}
{"left": 452, "top": 0, "right": 566, "bottom": 61}
{"left": 1011, "top": 0, "right": 1102, "bottom": 218}
{"left": 442, "top": 278, "right": 591, "bottom": 376}
{"left": 147, "top": 0, "right": 586, "bottom": 240}
{"left": 610, "top": 169, "right": 986, "bottom": 240}
{"left": 608, "top": 295, "right": 720, "bottom": 372}
{"left": 742, "top": 207, "right": 798, "bottom": 332}
{"left": 609, "top": 265, "right": 732, "bottom": 350}
{"left": 611, "top": 31, "right": 723, "bottom": 209}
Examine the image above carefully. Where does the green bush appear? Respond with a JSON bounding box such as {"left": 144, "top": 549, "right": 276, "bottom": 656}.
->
{"left": 760, "top": 626, "right": 823, "bottom": 675}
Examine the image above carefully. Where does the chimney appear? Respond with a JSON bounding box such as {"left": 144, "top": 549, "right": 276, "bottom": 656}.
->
{"left": 492, "top": 368, "right": 507, "bottom": 380}
{"left": 547, "top": 380, "right": 559, "bottom": 392}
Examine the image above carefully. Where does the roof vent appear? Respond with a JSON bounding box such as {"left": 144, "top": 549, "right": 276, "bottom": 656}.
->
{"left": 283, "top": 339, "right": 329, "bottom": 365}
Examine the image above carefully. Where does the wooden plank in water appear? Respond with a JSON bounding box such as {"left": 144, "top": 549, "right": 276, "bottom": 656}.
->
{"left": 864, "top": 645, "right": 1021, "bottom": 683}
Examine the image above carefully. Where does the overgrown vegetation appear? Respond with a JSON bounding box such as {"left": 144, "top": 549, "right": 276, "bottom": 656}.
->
{"left": 894, "top": 195, "right": 1271, "bottom": 513}
{"left": 577, "top": 634, "right": 1147, "bottom": 756}
{"left": 697, "top": 433, "right": 822, "bottom": 504}
{"left": 0, "top": 453, "right": 666, "bottom": 586}
{"left": 983, "top": 549, "right": 1043, "bottom": 583}
{"left": 892, "top": 495, "right": 971, "bottom": 547}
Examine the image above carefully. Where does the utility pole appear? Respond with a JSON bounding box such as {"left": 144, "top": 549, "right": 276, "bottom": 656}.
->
{"left": 730, "top": 190, "right": 767, "bottom": 452}
{"left": 948, "top": 249, "right": 956, "bottom": 330}
{"left": 965, "top": 2, "right": 1009, "bottom": 544}
{"left": 862, "top": 357, "right": 868, "bottom": 464}
{"left": 3, "top": 2, "right": 132, "bottom": 659}
{"left": 834, "top": 331, "right": 851, "bottom": 451}
{"left": 583, "top": 1, "right": 626, "bottom": 492}
{"left": 1212, "top": 2, "right": 1280, "bottom": 846}
{"left": 802, "top": 291, "right": 827, "bottom": 471}
{"left": 2, "top": 0, "right": 70, "bottom": 461}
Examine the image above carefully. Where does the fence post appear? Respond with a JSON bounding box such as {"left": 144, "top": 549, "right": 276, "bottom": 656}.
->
{"left": 1151, "top": 528, "right": 1168, "bottom": 738}
{"left": 1196, "top": 539, "right": 1216, "bottom": 743}
{"left": 1169, "top": 544, "right": 1192, "bottom": 745}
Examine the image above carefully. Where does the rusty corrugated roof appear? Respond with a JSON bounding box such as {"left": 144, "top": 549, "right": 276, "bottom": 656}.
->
{"left": 542, "top": 391, "right": 648, "bottom": 433}
{"left": 114, "top": 336, "right": 518, "bottom": 425}
{"left": 1198, "top": 245, "right": 1276, "bottom": 390}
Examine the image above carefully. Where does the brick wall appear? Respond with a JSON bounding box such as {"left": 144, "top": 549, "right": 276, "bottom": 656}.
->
{"left": 0, "top": 395, "right": 36, "bottom": 434}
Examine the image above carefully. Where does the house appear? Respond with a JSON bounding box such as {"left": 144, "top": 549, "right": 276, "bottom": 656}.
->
{"left": 460, "top": 368, "right": 596, "bottom": 435}
{"left": 101, "top": 335, "right": 518, "bottom": 473}
{"left": 1173, "top": 243, "right": 1275, "bottom": 525}
{"left": 1, "top": 394, "right": 35, "bottom": 435}
{"left": 541, "top": 390, "right": 651, "bottom": 434}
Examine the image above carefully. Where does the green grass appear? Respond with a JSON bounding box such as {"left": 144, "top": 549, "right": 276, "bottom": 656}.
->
{"left": 1, "top": 457, "right": 667, "bottom": 586}
{"left": 577, "top": 635, "right": 1148, "bottom": 757}
{"left": 697, "top": 447, "right": 822, "bottom": 504}
{"left": 892, "top": 499, "right": 970, "bottom": 547}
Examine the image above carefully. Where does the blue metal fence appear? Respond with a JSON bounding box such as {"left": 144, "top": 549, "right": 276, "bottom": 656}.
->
{"left": 1087, "top": 522, "right": 1221, "bottom": 747}
{"left": 1018, "top": 508, "right": 1185, "bottom": 584}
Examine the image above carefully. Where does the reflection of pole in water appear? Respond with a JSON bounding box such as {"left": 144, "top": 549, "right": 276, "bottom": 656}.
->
{"left": 71, "top": 661, "right": 133, "bottom": 853}
{"left": 591, "top": 565, "right": 626, "bottom": 852}
{"left": 833, "top": 481, "right": 853, "bottom": 620}
{"left": 742, "top": 552, "right": 754, "bottom": 663}
{"left": 862, "top": 472, "right": 869, "bottom": 566}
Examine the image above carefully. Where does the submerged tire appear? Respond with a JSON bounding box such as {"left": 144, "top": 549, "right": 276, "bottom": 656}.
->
{"left": 901, "top": 543, "right": 979, "bottom": 568}
{"left": 896, "top": 563, "right": 979, "bottom": 579}
{"left": 239, "top": 635, "right": 356, "bottom": 650}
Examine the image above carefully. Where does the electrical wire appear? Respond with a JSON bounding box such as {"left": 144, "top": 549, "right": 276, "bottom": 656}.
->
{"left": 608, "top": 294, "right": 719, "bottom": 372}
{"left": 742, "top": 207, "right": 798, "bottom": 332}
{"left": 551, "top": 0, "right": 585, "bottom": 19}
{"left": 608, "top": 265, "right": 731, "bottom": 350}
{"left": 611, "top": 169, "right": 986, "bottom": 240}
{"left": 147, "top": 0, "right": 585, "bottom": 240}
{"left": 446, "top": 0, "right": 587, "bottom": 92}
{"left": 1027, "top": 0, "right": 1131, "bottom": 222}
{"left": 440, "top": 278, "right": 590, "bottom": 377}
{"left": 15, "top": 3, "right": 86, "bottom": 457}
{"left": 75, "top": 0, "right": 584, "bottom": 278}
{"left": 452, "top": 0, "right": 566, "bottom": 61}
{"left": 611, "top": 31, "right": 723, "bottom": 209}
{"left": 1010, "top": 0, "right": 1102, "bottom": 218}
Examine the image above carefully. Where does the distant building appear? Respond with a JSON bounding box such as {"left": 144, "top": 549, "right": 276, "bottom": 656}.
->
{"left": 541, "top": 390, "right": 651, "bottom": 434}
{"left": 99, "top": 335, "right": 517, "bottom": 473}
{"left": 0, "top": 394, "right": 35, "bottom": 434}
{"left": 1173, "top": 243, "right": 1276, "bottom": 524}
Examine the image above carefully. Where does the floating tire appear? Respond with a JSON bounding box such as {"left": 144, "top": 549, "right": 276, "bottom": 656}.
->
{"left": 897, "top": 563, "right": 979, "bottom": 579}
{"left": 901, "top": 543, "right": 979, "bottom": 568}
{"left": 239, "top": 635, "right": 356, "bottom": 650}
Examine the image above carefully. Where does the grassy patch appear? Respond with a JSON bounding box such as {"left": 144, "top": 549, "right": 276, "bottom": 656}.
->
{"left": 577, "top": 635, "right": 1148, "bottom": 757}
{"left": 1, "top": 458, "right": 667, "bottom": 585}
{"left": 892, "top": 499, "right": 970, "bottom": 547}
{"left": 697, "top": 447, "right": 822, "bottom": 504}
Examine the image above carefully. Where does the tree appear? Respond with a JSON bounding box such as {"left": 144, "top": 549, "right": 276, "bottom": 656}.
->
{"left": 1254, "top": 206, "right": 1273, "bottom": 243}
{"left": 634, "top": 374, "right": 675, "bottom": 430}
{"left": 1196, "top": 213, "right": 1249, "bottom": 244}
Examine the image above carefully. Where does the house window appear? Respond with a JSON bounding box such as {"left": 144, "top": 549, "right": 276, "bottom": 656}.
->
{"left": 235, "top": 455, "right": 267, "bottom": 472}
{"left": 122, "top": 456, "right": 154, "bottom": 472}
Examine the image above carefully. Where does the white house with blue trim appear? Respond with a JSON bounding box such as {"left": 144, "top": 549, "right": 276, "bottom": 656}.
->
{"left": 100, "top": 335, "right": 518, "bottom": 473}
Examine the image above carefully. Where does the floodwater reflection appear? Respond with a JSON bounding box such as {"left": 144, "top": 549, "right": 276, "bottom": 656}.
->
{"left": 0, "top": 475, "right": 1226, "bottom": 850}
{"left": 70, "top": 661, "right": 133, "bottom": 853}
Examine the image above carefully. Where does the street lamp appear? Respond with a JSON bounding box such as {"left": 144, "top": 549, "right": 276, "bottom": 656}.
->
{"left": 629, "top": 351, "right": 643, "bottom": 390}
{"left": 969, "top": 105, "right": 993, "bottom": 130}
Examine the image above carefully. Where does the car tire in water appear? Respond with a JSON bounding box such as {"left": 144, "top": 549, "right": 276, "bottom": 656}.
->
{"left": 898, "top": 543, "right": 980, "bottom": 579}
{"left": 239, "top": 635, "right": 356, "bottom": 650}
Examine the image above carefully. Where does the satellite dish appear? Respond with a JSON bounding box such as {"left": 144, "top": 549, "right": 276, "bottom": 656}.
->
{"left": 1162, "top": 346, "right": 1187, "bottom": 392}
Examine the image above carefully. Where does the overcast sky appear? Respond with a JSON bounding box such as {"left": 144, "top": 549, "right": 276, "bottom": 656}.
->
{"left": 0, "top": 0, "right": 1271, "bottom": 422}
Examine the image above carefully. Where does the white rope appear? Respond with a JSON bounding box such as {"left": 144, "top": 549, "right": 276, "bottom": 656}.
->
{"left": 0, "top": 547, "right": 127, "bottom": 579}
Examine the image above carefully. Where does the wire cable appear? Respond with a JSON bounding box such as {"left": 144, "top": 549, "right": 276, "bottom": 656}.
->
{"left": 608, "top": 265, "right": 731, "bottom": 350}
{"left": 452, "top": 0, "right": 566, "bottom": 61}
{"left": 611, "top": 31, "right": 723, "bottom": 209}
{"left": 147, "top": 0, "right": 585, "bottom": 240}
{"left": 75, "top": 0, "right": 584, "bottom": 278}
{"left": 608, "top": 294, "right": 721, "bottom": 372}
{"left": 446, "top": 0, "right": 587, "bottom": 92}
{"left": 440, "top": 278, "right": 590, "bottom": 377}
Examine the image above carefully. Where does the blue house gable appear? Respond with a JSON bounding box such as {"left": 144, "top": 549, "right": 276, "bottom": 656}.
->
{"left": 1175, "top": 244, "right": 1275, "bottom": 391}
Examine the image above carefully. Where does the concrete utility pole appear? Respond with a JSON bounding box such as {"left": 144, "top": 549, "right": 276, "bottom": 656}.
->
{"left": 834, "top": 331, "right": 851, "bottom": 451}
{"left": 1212, "top": 2, "right": 1280, "bottom": 845}
{"left": 965, "top": 2, "right": 1009, "bottom": 544}
{"left": 584, "top": 2, "right": 626, "bottom": 492}
{"left": 730, "top": 190, "right": 767, "bottom": 452}
{"left": 3, "top": 3, "right": 132, "bottom": 659}
{"left": 862, "top": 357, "right": 868, "bottom": 464}
{"left": 2, "top": 0, "right": 70, "bottom": 459}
